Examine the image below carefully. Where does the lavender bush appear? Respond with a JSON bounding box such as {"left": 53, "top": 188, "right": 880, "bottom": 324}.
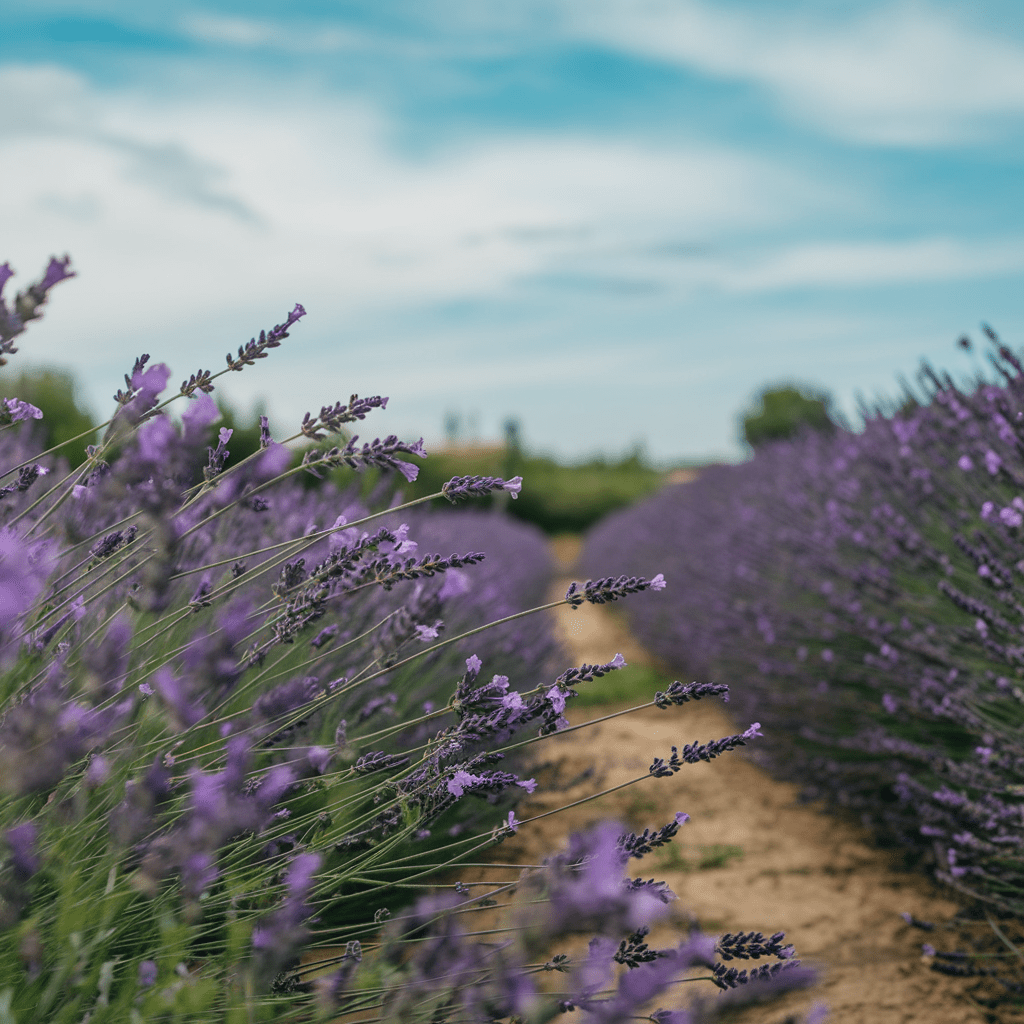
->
{"left": 0, "top": 257, "right": 815, "bottom": 1022}
{"left": 584, "top": 331, "right": 1024, "bottom": 917}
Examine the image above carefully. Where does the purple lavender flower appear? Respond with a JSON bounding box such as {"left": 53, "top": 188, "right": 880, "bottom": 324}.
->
{"left": 542, "top": 822, "right": 672, "bottom": 938}
{"left": 574, "top": 933, "right": 718, "bottom": 1022}
{"left": 441, "top": 475, "right": 523, "bottom": 504}
{"left": 301, "top": 434, "right": 425, "bottom": 481}
{"left": 565, "top": 573, "right": 666, "bottom": 609}
{"left": 998, "top": 504, "right": 1024, "bottom": 528}
{"left": 354, "top": 751, "right": 411, "bottom": 775}
{"left": 89, "top": 526, "right": 138, "bottom": 561}
{"left": 712, "top": 958, "right": 803, "bottom": 991}
{"left": 0, "top": 528, "right": 56, "bottom": 622}
{"left": 0, "top": 398, "right": 43, "bottom": 423}
{"left": 137, "top": 960, "right": 158, "bottom": 989}
{"left": 715, "top": 930, "right": 795, "bottom": 962}
{"left": 252, "top": 852, "right": 322, "bottom": 984}
{"left": 226, "top": 304, "right": 306, "bottom": 372}
{"left": 257, "top": 414, "right": 274, "bottom": 448}
{"left": 151, "top": 665, "right": 204, "bottom": 725}
{"left": 134, "top": 415, "right": 178, "bottom": 466}
{"left": 119, "top": 361, "right": 171, "bottom": 424}
{"left": 0, "top": 464, "right": 50, "bottom": 499}
{"left": 617, "top": 813, "right": 689, "bottom": 859}
{"left": 204, "top": 426, "right": 233, "bottom": 479}
{"left": 5, "top": 822, "right": 40, "bottom": 878}
{"left": 654, "top": 680, "right": 730, "bottom": 709}
{"left": 447, "top": 769, "right": 483, "bottom": 797}
{"left": 37, "top": 255, "right": 76, "bottom": 292}
{"left": 300, "top": 395, "right": 389, "bottom": 440}
{"left": 554, "top": 652, "right": 627, "bottom": 689}
{"left": 0, "top": 255, "right": 76, "bottom": 358}
{"left": 649, "top": 724, "right": 762, "bottom": 776}
{"left": 179, "top": 369, "right": 215, "bottom": 397}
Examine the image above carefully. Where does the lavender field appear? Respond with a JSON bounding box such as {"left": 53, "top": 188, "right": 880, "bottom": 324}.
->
{"left": 0, "top": 257, "right": 827, "bottom": 1022}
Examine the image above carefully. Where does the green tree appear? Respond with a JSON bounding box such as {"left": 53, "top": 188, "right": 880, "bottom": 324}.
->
{"left": 741, "top": 384, "right": 837, "bottom": 449}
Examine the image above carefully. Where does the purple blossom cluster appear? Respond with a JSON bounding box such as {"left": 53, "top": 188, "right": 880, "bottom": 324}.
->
{"left": 0, "top": 257, "right": 812, "bottom": 1021}
{"left": 329, "top": 822, "right": 806, "bottom": 1023}
{"left": 0, "top": 255, "right": 75, "bottom": 360}
{"left": 583, "top": 330, "right": 1024, "bottom": 914}
{"left": 440, "top": 474, "right": 523, "bottom": 503}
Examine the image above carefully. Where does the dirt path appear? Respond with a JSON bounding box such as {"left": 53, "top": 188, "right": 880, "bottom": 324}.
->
{"left": 506, "top": 536, "right": 1006, "bottom": 1023}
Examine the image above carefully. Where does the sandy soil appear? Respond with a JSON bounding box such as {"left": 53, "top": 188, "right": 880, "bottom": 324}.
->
{"left": 496, "top": 536, "right": 1015, "bottom": 1023}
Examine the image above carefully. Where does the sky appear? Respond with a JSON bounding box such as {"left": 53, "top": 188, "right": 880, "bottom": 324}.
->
{"left": 2, "top": 1, "right": 1023, "bottom": 465}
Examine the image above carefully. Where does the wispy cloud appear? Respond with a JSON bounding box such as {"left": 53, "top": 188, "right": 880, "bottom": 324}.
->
{"left": 708, "top": 237, "right": 1024, "bottom": 292}
{"left": 182, "top": 13, "right": 371, "bottom": 54}
{"left": 564, "top": 1, "right": 1024, "bottom": 146}
{"left": 521, "top": 232, "right": 1024, "bottom": 298}
{"left": 0, "top": 60, "right": 823, "bottom": 330}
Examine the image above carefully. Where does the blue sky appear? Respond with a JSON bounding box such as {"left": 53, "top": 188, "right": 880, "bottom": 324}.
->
{"left": 3, "top": 1, "right": 1023, "bottom": 464}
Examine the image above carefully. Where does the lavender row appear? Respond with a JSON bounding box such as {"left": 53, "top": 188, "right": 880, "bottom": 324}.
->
{"left": 583, "top": 334, "right": 1024, "bottom": 914}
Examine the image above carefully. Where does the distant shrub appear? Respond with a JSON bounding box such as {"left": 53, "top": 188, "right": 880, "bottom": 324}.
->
{"left": 741, "top": 384, "right": 838, "bottom": 449}
{"left": 405, "top": 448, "right": 666, "bottom": 534}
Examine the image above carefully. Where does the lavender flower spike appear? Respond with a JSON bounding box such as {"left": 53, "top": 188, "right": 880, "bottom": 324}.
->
{"left": 441, "top": 475, "right": 523, "bottom": 504}
{"left": 565, "top": 572, "right": 666, "bottom": 609}
{"left": 649, "top": 724, "right": 762, "bottom": 777}
{"left": 1, "top": 255, "right": 76, "bottom": 359}
{"left": 300, "top": 395, "right": 390, "bottom": 440}
{"left": 0, "top": 465, "right": 50, "bottom": 500}
{"left": 654, "top": 680, "right": 730, "bottom": 709}
{"left": 226, "top": 303, "right": 306, "bottom": 371}
{"left": 301, "top": 435, "right": 426, "bottom": 481}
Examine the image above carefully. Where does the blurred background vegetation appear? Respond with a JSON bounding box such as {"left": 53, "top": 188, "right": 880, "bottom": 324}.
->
{"left": 1, "top": 367, "right": 841, "bottom": 533}
{"left": 739, "top": 383, "right": 841, "bottom": 449}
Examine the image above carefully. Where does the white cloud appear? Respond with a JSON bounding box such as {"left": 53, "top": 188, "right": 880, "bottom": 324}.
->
{"left": 564, "top": 1, "right": 1024, "bottom": 146}
{"left": 528, "top": 231, "right": 1024, "bottom": 298}
{"left": 182, "top": 14, "right": 369, "bottom": 53}
{"left": 673, "top": 236, "right": 1024, "bottom": 293}
{"left": 0, "top": 61, "right": 818, "bottom": 350}
{"left": 184, "top": 14, "right": 278, "bottom": 47}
